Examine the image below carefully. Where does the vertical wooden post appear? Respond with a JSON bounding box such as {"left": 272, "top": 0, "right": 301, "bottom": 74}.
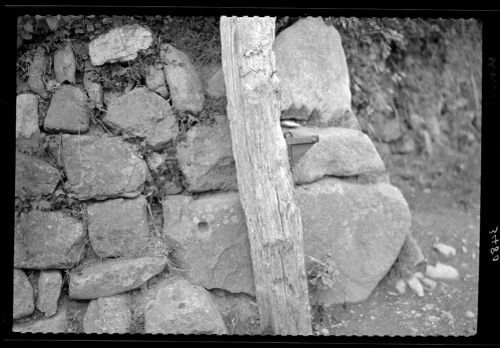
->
{"left": 220, "top": 16, "right": 312, "bottom": 335}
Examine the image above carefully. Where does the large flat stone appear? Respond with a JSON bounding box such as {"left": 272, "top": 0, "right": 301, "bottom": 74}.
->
{"left": 162, "top": 178, "right": 411, "bottom": 305}
{"left": 104, "top": 87, "right": 178, "bottom": 150}
{"left": 36, "top": 270, "right": 62, "bottom": 318}
{"left": 15, "top": 151, "right": 60, "bottom": 197}
{"left": 44, "top": 85, "right": 90, "bottom": 134}
{"left": 161, "top": 44, "right": 204, "bottom": 113}
{"left": 87, "top": 196, "right": 150, "bottom": 258}
{"left": 54, "top": 44, "right": 76, "bottom": 83}
{"left": 273, "top": 17, "right": 352, "bottom": 125}
{"left": 143, "top": 277, "right": 227, "bottom": 334}
{"left": 69, "top": 256, "right": 168, "bottom": 300}
{"left": 163, "top": 194, "right": 253, "bottom": 294}
{"left": 176, "top": 114, "right": 238, "bottom": 193}
{"left": 13, "top": 301, "right": 67, "bottom": 333}
{"left": 16, "top": 93, "right": 39, "bottom": 138}
{"left": 298, "top": 178, "right": 411, "bottom": 305}
{"left": 14, "top": 211, "right": 86, "bottom": 269}
{"left": 13, "top": 269, "right": 34, "bottom": 319}
{"left": 283, "top": 127, "right": 386, "bottom": 184}
{"left": 61, "top": 135, "right": 148, "bottom": 200}
{"left": 89, "top": 25, "right": 153, "bottom": 66}
{"left": 83, "top": 294, "right": 132, "bottom": 334}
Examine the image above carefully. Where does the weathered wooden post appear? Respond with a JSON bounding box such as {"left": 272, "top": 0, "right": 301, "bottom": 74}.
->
{"left": 220, "top": 16, "right": 312, "bottom": 335}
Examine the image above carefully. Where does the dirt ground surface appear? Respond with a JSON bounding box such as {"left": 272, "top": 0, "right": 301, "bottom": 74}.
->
{"left": 312, "top": 145, "right": 481, "bottom": 336}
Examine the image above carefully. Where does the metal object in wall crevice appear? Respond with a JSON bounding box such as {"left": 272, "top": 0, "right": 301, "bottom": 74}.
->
{"left": 284, "top": 131, "right": 319, "bottom": 168}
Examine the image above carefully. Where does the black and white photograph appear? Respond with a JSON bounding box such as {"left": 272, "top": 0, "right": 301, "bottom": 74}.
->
{"left": 6, "top": 5, "right": 498, "bottom": 342}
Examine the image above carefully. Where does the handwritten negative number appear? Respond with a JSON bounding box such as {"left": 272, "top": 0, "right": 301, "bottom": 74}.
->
{"left": 491, "top": 227, "right": 499, "bottom": 261}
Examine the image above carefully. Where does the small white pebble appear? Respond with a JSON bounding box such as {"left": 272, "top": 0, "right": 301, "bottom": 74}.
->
{"left": 421, "top": 277, "right": 438, "bottom": 291}
{"left": 407, "top": 275, "right": 425, "bottom": 297}
{"left": 433, "top": 243, "right": 457, "bottom": 257}
{"left": 465, "top": 311, "right": 476, "bottom": 319}
{"left": 395, "top": 279, "right": 407, "bottom": 294}
{"left": 461, "top": 245, "right": 468, "bottom": 253}
{"left": 426, "top": 262, "right": 460, "bottom": 280}
{"left": 320, "top": 328, "right": 329, "bottom": 335}
{"left": 472, "top": 252, "right": 476, "bottom": 259}
{"left": 427, "top": 315, "right": 440, "bottom": 323}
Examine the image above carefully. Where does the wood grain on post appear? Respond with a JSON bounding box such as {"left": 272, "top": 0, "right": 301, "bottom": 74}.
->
{"left": 220, "top": 16, "right": 313, "bottom": 335}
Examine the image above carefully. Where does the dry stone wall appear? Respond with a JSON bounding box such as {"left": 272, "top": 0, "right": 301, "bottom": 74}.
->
{"left": 14, "top": 16, "right": 423, "bottom": 334}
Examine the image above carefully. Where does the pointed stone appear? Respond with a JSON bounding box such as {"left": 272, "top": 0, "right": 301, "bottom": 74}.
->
{"left": 273, "top": 17, "right": 353, "bottom": 125}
